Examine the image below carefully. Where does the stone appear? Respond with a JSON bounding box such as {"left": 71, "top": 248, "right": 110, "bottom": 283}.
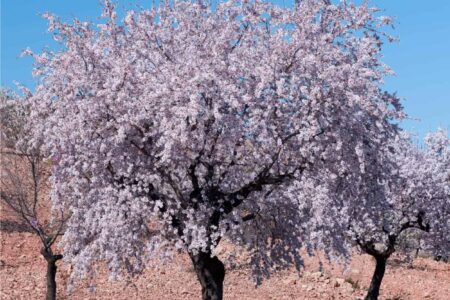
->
{"left": 342, "top": 282, "right": 354, "bottom": 293}
{"left": 15, "top": 241, "right": 25, "bottom": 248}
{"left": 283, "top": 278, "right": 297, "bottom": 285}
{"left": 351, "top": 269, "right": 361, "bottom": 275}
{"left": 310, "top": 271, "right": 323, "bottom": 280}
{"left": 334, "top": 278, "right": 345, "bottom": 287}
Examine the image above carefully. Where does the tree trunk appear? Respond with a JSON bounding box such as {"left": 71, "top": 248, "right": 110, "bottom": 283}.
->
{"left": 41, "top": 247, "right": 63, "bottom": 300}
{"left": 46, "top": 259, "right": 58, "bottom": 300}
{"left": 365, "top": 255, "right": 388, "bottom": 300}
{"left": 189, "top": 252, "right": 225, "bottom": 300}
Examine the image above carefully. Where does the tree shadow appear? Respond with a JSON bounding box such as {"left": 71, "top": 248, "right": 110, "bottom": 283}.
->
{"left": 0, "top": 219, "right": 33, "bottom": 233}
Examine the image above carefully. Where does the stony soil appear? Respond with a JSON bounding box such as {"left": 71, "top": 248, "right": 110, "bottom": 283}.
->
{"left": 1, "top": 230, "right": 449, "bottom": 300}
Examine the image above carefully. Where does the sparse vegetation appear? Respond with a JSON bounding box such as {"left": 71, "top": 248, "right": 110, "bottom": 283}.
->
{"left": 345, "top": 277, "right": 360, "bottom": 290}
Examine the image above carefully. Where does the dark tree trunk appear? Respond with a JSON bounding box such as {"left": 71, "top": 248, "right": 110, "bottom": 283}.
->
{"left": 365, "top": 255, "right": 388, "bottom": 300}
{"left": 189, "top": 252, "right": 225, "bottom": 300}
{"left": 41, "top": 247, "right": 63, "bottom": 300}
{"left": 46, "top": 259, "right": 58, "bottom": 300}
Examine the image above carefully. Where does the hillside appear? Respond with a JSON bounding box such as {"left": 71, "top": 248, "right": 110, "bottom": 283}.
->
{"left": 1, "top": 227, "right": 449, "bottom": 300}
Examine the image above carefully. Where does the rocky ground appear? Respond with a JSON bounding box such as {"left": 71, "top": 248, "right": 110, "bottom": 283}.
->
{"left": 1, "top": 229, "right": 449, "bottom": 300}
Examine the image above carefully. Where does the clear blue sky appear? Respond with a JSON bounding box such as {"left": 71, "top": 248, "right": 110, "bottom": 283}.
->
{"left": 1, "top": 0, "right": 449, "bottom": 137}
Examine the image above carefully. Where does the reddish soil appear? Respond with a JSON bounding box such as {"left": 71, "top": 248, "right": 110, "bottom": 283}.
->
{"left": 1, "top": 229, "right": 449, "bottom": 300}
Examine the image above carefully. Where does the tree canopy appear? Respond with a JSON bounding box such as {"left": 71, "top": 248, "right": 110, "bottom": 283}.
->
{"left": 21, "top": 1, "right": 447, "bottom": 299}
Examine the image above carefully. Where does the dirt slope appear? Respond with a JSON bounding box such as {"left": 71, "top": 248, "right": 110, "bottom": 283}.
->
{"left": 1, "top": 230, "right": 449, "bottom": 300}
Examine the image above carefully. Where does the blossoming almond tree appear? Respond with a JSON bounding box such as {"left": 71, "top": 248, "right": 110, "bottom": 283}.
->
{"left": 303, "top": 130, "right": 449, "bottom": 300}
{"left": 353, "top": 131, "right": 449, "bottom": 300}
{"left": 0, "top": 88, "right": 68, "bottom": 300}
{"left": 26, "top": 1, "right": 402, "bottom": 299}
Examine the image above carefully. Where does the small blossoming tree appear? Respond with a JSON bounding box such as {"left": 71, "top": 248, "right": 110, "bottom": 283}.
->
{"left": 354, "top": 131, "right": 449, "bottom": 300}
{"left": 303, "top": 129, "right": 449, "bottom": 300}
{"left": 0, "top": 88, "right": 68, "bottom": 300}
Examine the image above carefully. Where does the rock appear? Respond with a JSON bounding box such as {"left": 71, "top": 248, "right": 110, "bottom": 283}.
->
{"left": 342, "top": 282, "right": 354, "bottom": 293}
{"left": 310, "top": 271, "right": 323, "bottom": 280}
{"left": 283, "top": 278, "right": 297, "bottom": 285}
{"left": 15, "top": 241, "right": 25, "bottom": 248}
{"left": 351, "top": 269, "right": 361, "bottom": 275}
{"left": 306, "top": 285, "right": 314, "bottom": 291}
{"left": 334, "top": 278, "right": 345, "bottom": 287}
